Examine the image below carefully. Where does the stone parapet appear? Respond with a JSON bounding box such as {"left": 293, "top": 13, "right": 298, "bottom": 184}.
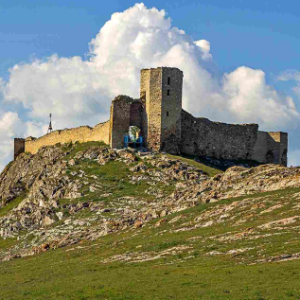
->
{"left": 24, "top": 121, "right": 110, "bottom": 154}
{"left": 181, "top": 110, "right": 259, "bottom": 160}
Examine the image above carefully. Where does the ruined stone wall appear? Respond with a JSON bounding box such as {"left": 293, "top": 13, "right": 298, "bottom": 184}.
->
{"left": 15, "top": 66, "right": 289, "bottom": 165}
{"left": 252, "top": 132, "right": 279, "bottom": 164}
{"left": 181, "top": 110, "right": 259, "bottom": 160}
{"left": 130, "top": 101, "right": 144, "bottom": 131}
{"left": 109, "top": 95, "right": 135, "bottom": 149}
{"left": 14, "top": 138, "right": 25, "bottom": 160}
{"left": 25, "top": 120, "right": 110, "bottom": 154}
{"left": 269, "top": 132, "right": 288, "bottom": 165}
{"left": 23, "top": 95, "right": 145, "bottom": 156}
{"left": 252, "top": 131, "right": 288, "bottom": 166}
{"left": 278, "top": 132, "right": 288, "bottom": 166}
{"left": 161, "top": 68, "right": 183, "bottom": 154}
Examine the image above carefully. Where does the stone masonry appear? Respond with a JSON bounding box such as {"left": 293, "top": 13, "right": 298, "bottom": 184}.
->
{"left": 14, "top": 67, "right": 288, "bottom": 166}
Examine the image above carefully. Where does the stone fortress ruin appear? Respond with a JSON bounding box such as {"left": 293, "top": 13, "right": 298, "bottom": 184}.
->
{"left": 14, "top": 67, "right": 288, "bottom": 166}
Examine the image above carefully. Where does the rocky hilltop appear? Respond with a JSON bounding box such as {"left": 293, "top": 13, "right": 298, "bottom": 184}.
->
{"left": 0, "top": 141, "right": 300, "bottom": 264}
{"left": 0, "top": 142, "right": 208, "bottom": 260}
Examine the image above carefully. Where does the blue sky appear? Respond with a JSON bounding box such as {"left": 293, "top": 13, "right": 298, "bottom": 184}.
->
{"left": 1, "top": 0, "right": 300, "bottom": 78}
{"left": 0, "top": 0, "right": 300, "bottom": 167}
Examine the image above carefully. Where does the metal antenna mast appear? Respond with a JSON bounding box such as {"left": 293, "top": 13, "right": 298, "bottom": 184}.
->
{"left": 47, "top": 113, "right": 53, "bottom": 134}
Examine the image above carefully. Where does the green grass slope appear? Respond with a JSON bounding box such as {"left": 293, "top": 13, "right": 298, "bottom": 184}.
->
{"left": 1, "top": 186, "right": 300, "bottom": 299}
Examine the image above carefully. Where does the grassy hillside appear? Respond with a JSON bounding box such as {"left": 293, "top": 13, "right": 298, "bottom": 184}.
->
{"left": 1, "top": 186, "right": 300, "bottom": 299}
{"left": 1, "top": 142, "right": 300, "bottom": 299}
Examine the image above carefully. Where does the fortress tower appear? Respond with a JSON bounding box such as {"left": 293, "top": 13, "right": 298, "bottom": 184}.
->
{"left": 140, "top": 67, "right": 183, "bottom": 153}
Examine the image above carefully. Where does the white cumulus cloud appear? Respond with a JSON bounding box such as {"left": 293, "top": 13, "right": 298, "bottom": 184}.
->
{"left": 0, "top": 2, "right": 299, "bottom": 169}
{"left": 0, "top": 112, "right": 43, "bottom": 170}
{"left": 279, "top": 70, "right": 300, "bottom": 98}
{"left": 223, "top": 67, "right": 299, "bottom": 129}
{"left": 195, "top": 40, "right": 212, "bottom": 60}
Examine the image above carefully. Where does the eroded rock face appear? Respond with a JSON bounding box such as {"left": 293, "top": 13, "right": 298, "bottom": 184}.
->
{"left": 173, "top": 165, "right": 300, "bottom": 205}
{"left": 0, "top": 144, "right": 210, "bottom": 259}
{"left": 0, "top": 146, "right": 67, "bottom": 206}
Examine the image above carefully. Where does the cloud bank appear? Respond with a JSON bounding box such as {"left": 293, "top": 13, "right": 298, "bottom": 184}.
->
{"left": 0, "top": 112, "right": 43, "bottom": 170}
{"left": 0, "top": 3, "right": 299, "bottom": 168}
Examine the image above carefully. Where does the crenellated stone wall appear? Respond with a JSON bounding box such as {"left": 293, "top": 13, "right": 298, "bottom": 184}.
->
{"left": 24, "top": 121, "right": 110, "bottom": 154}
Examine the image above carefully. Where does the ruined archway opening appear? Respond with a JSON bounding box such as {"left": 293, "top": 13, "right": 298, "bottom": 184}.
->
{"left": 124, "top": 100, "right": 145, "bottom": 148}
{"left": 124, "top": 126, "right": 143, "bottom": 148}
{"left": 266, "top": 150, "right": 275, "bottom": 164}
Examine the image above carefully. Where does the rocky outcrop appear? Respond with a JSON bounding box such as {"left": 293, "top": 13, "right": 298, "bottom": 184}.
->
{"left": 170, "top": 164, "right": 300, "bottom": 207}
{"left": 0, "top": 143, "right": 208, "bottom": 260}
{"left": 0, "top": 142, "right": 299, "bottom": 262}
{"left": 0, "top": 146, "right": 68, "bottom": 206}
